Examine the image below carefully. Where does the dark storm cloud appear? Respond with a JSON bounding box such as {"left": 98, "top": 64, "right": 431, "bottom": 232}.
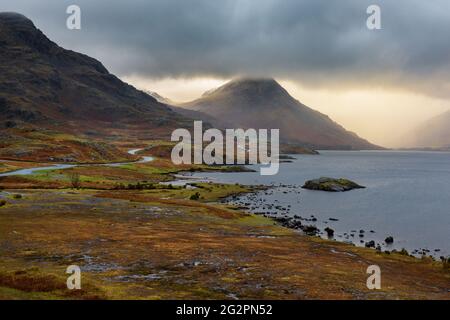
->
{"left": 2, "top": 0, "right": 450, "bottom": 97}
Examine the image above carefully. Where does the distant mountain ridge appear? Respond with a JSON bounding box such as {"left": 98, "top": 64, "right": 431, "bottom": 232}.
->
{"left": 409, "top": 110, "right": 450, "bottom": 148}
{"left": 180, "top": 78, "right": 380, "bottom": 150}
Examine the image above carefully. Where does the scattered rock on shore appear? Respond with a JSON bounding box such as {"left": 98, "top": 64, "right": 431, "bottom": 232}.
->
{"left": 324, "top": 227, "right": 334, "bottom": 237}
{"left": 385, "top": 236, "right": 394, "bottom": 244}
{"left": 301, "top": 177, "right": 365, "bottom": 192}
{"left": 365, "top": 240, "right": 375, "bottom": 248}
{"left": 301, "top": 225, "right": 319, "bottom": 236}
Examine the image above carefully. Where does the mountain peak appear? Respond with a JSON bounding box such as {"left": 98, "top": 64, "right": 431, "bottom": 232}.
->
{"left": 0, "top": 12, "right": 38, "bottom": 32}
{"left": 202, "top": 77, "right": 288, "bottom": 99}
{"left": 0, "top": 12, "right": 32, "bottom": 22}
{"left": 183, "top": 77, "right": 379, "bottom": 150}
{"left": 0, "top": 12, "right": 55, "bottom": 53}
{"left": 229, "top": 77, "right": 277, "bottom": 85}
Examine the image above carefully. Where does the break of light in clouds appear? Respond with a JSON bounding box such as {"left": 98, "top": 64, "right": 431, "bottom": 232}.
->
{"left": 279, "top": 82, "right": 450, "bottom": 148}
{"left": 2, "top": 0, "right": 450, "bottom": 147}
{"left": 122, "top": 75, "right": 229, "bottom": 103}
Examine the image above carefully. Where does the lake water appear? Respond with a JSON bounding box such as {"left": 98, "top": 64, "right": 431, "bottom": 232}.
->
{"left": 189, "top": 151, "right": 450, "bottom": 258}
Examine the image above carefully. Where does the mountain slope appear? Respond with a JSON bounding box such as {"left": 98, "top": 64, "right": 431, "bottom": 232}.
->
{"left": 146, "top": 91, "right": 175, "bottom": 105}
{"left": 180, "top": 78, "right": 379, "bottom": 150}
{"left": 409, "top": 110, "right": 450, "bottom": 148}
{"left": 0, "top": 12, "right": 190, "bottom": 137}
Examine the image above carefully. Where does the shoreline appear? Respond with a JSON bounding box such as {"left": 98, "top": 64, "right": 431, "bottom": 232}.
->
{"left": 170, "top": 168, "right": 449, "bottom": 263}
{"left": 221, "top": 185, "right": 449, "bottom": 263}
{"left": 1, "top": 186, "right": 448, "bottom": 299}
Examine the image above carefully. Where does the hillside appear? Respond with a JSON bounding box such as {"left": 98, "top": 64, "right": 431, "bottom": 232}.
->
{"left": 0, "top": 12, "right": 191, "bottom": 162}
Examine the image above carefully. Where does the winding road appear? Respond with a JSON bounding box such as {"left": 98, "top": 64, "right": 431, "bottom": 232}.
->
{"left": 0, "top": 148, "right": 153, "bottom": 177}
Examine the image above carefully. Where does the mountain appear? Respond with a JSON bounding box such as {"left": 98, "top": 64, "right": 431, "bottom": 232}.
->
{"left": 408, "top": 110, "right": 450, "bottom": 148}
{"left": 0, "top": 12, "right": 194, "bottom": 162}
{"left": 180, "top": 78, "right": 379, "bottom": 150}
{"left": 143, "top": 90, "right": 222, "bottom": 128}
{"left": 0, "top": 12, "right": 190, "bottom": 138}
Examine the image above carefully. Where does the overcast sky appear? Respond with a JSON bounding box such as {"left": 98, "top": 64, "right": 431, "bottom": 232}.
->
{"left": 2, "top": 0, "right": 450, "bottom": 146}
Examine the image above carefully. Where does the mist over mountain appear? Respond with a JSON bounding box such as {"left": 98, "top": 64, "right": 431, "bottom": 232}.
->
{"left": 146, "top": 91, "right": 175, "bottom": 105}
{"left": 408, "top": 110, "right": 450, "bottom": 148}
{"left": 0, "top": 12, "right": 379, "bottom": 155}
{"left": 180, "top": 78, "right": 380, "bottom": 150}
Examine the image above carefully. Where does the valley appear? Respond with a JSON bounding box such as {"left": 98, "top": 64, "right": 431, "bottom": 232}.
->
{"left": 0, "top": 12, "right": 448, "bottom": 300}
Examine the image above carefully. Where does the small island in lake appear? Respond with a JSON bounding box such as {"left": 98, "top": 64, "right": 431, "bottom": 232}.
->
{"left": 302, "top": 177, "right": 365, "bottom": 192}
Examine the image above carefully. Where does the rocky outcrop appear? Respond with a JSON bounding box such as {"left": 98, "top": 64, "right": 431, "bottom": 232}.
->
{"left": 385, "top": 236, "right": 394, "bottom": 244}
{"left": 302, "top": 177, "right": 365, "bottom": 192}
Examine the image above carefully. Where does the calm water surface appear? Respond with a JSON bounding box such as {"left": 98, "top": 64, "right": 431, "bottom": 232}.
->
{"left": 190, "top": 151, "right": 450, "bottom": 258}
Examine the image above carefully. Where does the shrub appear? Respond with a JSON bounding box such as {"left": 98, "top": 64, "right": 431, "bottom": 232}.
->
{"left": 0, "top": 200, "right": 6, "bottom": 207}
{"left": 301, "top": 225, "right": 319, "bottom": 236}
{"left": 440, "top": 256, "right": 450, "bottom": 270}
{"left": 13, "top": 194, "right": 22, "bottom": 199}
{"left": 190, "top": 192, "right": 200, "bottom": 200}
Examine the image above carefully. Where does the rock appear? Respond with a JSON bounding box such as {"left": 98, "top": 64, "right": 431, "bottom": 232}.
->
{"left": 365, "top": 240, "right": 375, "bottom": 248}
{"left": 301, "top": 225, "right": 319, "bottom": 236}
{"left": 301, "top": 177, "right": 365, "bottom": 192}
{"left": 324, "top": 227, "right": 334, "bottom": 237}
{"left": 385, "top": 236, "right": 394, "bottom": 244}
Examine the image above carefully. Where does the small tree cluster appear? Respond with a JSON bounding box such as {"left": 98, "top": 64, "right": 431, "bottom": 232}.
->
{"left": 190, "top": 192, "right": 200, "bottom": 200}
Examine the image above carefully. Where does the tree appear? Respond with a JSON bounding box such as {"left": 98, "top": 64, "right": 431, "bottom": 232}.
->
{"left": 69, "top": 172, "right": 81, "bottom": 189}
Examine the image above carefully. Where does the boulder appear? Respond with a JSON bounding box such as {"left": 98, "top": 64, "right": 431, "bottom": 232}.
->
{"left": 385, "top": 236, "right": 394, "bottom": 244}
{"left": 365, "top": 240, "right": 375, "bottom": 248}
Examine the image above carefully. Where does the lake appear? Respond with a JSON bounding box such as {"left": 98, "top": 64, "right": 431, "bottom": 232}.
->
{"left": 188, "top": 151, "right": 450, "bottom": 258}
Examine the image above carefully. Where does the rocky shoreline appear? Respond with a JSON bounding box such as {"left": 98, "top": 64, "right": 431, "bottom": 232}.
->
{"left": 221, "top": 183, "right": 448, "bottom": 263}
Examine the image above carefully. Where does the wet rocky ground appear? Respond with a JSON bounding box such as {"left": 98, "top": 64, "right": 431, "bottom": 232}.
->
{"left": 0, "top": 188, "right": 448, "bottom": 299}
